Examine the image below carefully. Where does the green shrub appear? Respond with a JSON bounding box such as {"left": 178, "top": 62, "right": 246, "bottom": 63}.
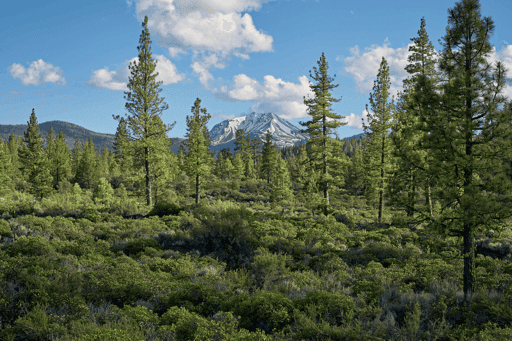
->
{"left": 148, "top": 199, "right": 182, "bottom": 217}
{"left": 222, "top": 291, "right": 294, "bottom": 333}
{"left": 160, "top": 306, "right": 206, "bottom": 341}
{"left": 0, "top": 219, "right": 11, "bottom": 236}
{"left": 124, "top": 238, "right": 162, "bottom": 256}
{"left": 294, "top": 290, "right": 355, "bottom": 326}
{"left": 121, "top": 305, "right": 159, "bottom": 325}
{"left": 165, "top": 282, "right": 228, "bottom": 316}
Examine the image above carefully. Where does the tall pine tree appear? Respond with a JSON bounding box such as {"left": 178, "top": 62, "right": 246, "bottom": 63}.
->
{"left": 183, "top": 98, "right": 213, "bottom": 204}
{"left": 18, "top": 109, "right": 53, "bottom": 199}
{"left": 299, "top": 52, "right": 348, "bottom": 215}
{"left": 362, "top": 57, "right": 397, "bottom": 225}
{"left": 116, "top": 15, "right": 176, "bottom": 206}
{"left": 388, "top": 17, "right": 442, "bottom": 222}
{"left": 259, "top": 130, "right": 278, "bottom": 184}
{"left": 416, "top": 0, "right": 512, "bottom": 305}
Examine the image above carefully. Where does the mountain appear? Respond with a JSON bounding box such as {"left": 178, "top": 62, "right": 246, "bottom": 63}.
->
{"left": 210, "top": 111, "right": 308, "bottom": 147}
{"left": 0, "top": 115, "right": 365, "bottom": 159}
{"left": 0, "top": 120, "right": 115, "bottom": 153}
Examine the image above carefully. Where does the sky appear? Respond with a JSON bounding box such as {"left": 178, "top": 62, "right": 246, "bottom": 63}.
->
{"left": 1, "top": 0, "right": 512, "bottom": 141}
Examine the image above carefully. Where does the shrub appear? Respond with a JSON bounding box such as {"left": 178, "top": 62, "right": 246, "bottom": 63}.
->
{"left": 148, "top": 199, "right": 182, "bottom": 217}
{"left": 121, "top": 305, "right": 159, "bottom": 325}
{"left": 160, "top": 306, "right": 206, "bottom": 341}
{"left": 124, "top": 238, "right": 162, "bottom": 256}
{"left": 294, "top": 290, "right": 355, "bottom": 326}
{"left": 222, "top": 291, "right": 294, "bottom": 334}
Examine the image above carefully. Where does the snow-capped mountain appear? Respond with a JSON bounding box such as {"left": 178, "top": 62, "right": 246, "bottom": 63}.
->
{"left": 209, "top": 112, "right": 308, "bottom": 149}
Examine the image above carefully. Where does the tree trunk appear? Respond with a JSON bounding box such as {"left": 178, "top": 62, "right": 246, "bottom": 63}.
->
{"left": 145, "top": 146, "right": 151, "bottom": 206}
{"left": 378, "top": 135, "right": 385, "bottom": 225}
{"left": 196, "top": 174, "right": 200, "bottom": 204}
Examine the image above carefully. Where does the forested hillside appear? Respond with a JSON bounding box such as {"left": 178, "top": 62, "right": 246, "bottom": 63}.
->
{"left": 1, "top": 1, "right": 512, "bottom": 340}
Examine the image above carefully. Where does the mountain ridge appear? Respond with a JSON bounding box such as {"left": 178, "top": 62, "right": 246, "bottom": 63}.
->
{"left": 0, "top": 117, "right": 365, "bottom": 157}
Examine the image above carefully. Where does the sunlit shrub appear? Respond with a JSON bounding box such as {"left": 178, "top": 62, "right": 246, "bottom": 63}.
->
{"left": 121, "top": 304, "right": 159, "bottom": 325}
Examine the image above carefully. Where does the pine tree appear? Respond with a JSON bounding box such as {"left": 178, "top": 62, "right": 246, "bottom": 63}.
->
{"left": 0, "top": 140, "right": 13, "bottom": 197}
{"left": 53, "top": 130, "right": 72, "bottom": 190}
{"left": 71, "top": 136, "right": 84, "bottom": 184}
{"left": 111, "top": 117, "right": 133, "bottom": 188}
{"left": 346, "top": 146, "right": 366, "bottom": 196}
{"left": 44, "top": 125, "right": 55, "bottom": 163}
{"left": 299, "top": 52, "right": 348, "bottom": 215}
{"left": 231, "top": 153, "right": 245, "bottom": 181}
{"left": 260, "top": 130, "right": 278, "bottom": 184}
{"left": 149, "top": 116, "right": 180, "bottom": 205}
{"left": 116, "top": 15, "right": 176, "bottom": 206}
{"left": 388, "top": 17, "right": 442, "bottom": 221}
{"left": 183, "top": 98, "right": 213, "bottom": 204}
{"left": 362, "top": 57, "right": 397, "bottom": 225}
{"left": 270, "top": 151, "right": 295, "bottom": 215}
{"left": 18, "top": 109, "right": 54, "bottom": 199}
{"left": 418, "top": 0, "right": 512, "bottom": 305}
{"left": 7, "top": 133, "right": 25, "bottom": 192}
{"left": 75, "top": 138, "right": 97, "bottom": 190}
{"left": 234, "top": 129, "right": 254, "bottom": 180}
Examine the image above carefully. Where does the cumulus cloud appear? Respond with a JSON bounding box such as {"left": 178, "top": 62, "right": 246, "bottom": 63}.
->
{"left": 486, "top": 45, "right": 512, "bottom": 99}
{"left": 86, "top": 55, "right": 186, "bottom": 90}
{"left": 8, "top": 59, "right": 67, "bottom": 86}
{"left": 343, "top": 40, "right": 413, "bottom": 98}
{"left": 130, "top": 0, "right": 274, "bottom": 88}
{"left": 210, "top": 73, "right": 314, "bottom": 120}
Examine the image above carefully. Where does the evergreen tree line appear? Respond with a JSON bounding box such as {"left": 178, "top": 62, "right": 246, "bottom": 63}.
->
{"left": 1, "top": 1, "right": 512, "bottom": 305}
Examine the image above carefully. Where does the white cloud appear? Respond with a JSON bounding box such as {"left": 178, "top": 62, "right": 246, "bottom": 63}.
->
{"left": 130, "top": 0, "right": 274, "bottom": 88}
{"left": 8, "top": 59, "right": 67, "bottom": 86}
{"left": 211, "top": 73, "right": 314, "bottom": 119}
{"left": 340, "top": 110, "right": 371, "bottom": 129}
{"left": 168, "top": 47, "right": 187, "bottom": 59}
{"left": 486, "top": 45, "right": 512, "bottom": 100}
{"left": 344, "top": 41, "right": 413, "bottom": 98}
{"left": 87, "top": 55, "right": 186, "bottom": 90}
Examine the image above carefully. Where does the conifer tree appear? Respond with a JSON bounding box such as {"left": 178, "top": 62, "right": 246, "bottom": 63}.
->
{"left": 260, "top": 130, "right": 278, "bottom": 184}
{"left": 176, "top": 145, "right": 186, "bottom": 173}
{"left": 7, "top": 133, "right": 25, "bottom": 191}
{"left": 234, "top": 129, "right": 254, "bottom": 180}
{"left": 71, "top": 136, "right": 84, "bottom": 184}
{"left": 44, "top": 125, "right": 55, "bottom": 161}
{"left": 346, "top": 146, "right": 366, "bottom": 197}
{"left": 231, "top": 153, "right": 245, "bottom": 181}
{"left": 251, "top": 136, "right": 262, "bottom": 173}
{"left": 299, "top": 52, "right": 348, "bottom": 215}
{"left": 53, "top": 130, "right": 72, "bottom": 190}
{"left": 416, "top": 0, "right": 512, "bottom": 305}
{"left": 183, "top": 98, "right": 212, "bottom": 204}
{"left": 388, "top": 17, "right": 441, "bottom": 220}
{"left": 111, "top": 117, "right": 133, "bottom": 188}
{"left": 148, "top": 116, "right": 179, "bottom": 204}
{"left": 270, "top": 150, "right": 295, "bottom": 214}
{"left": 18, "top": 109, "right": 53, "bottom": 199}
{"left": 0, "top": 140, "right": 13, "bottom": 197}
{"left": 75, "top": 138, "right": 97, "bottom": 189}
{"left": 115, "top": 15, "right": 176, "bottom": 206}
{"left": 362, "top": 57, "right": 397, "bottom": 225}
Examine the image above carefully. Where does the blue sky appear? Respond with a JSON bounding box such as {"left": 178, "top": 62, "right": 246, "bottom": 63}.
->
{"left": 1, "top": 0, "right": 512, "bottom": 140}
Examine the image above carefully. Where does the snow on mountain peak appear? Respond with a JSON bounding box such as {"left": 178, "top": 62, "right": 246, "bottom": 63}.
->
{"left": 209, "top": 112, "right": 307, "bottom": 149}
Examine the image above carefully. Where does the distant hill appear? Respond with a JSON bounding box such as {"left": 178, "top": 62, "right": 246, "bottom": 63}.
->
{"left": 0, "top": 120, "right": 366, "bottom": 159}
{"left": 0, "top": 120, "right": 115, "bottom": 154}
